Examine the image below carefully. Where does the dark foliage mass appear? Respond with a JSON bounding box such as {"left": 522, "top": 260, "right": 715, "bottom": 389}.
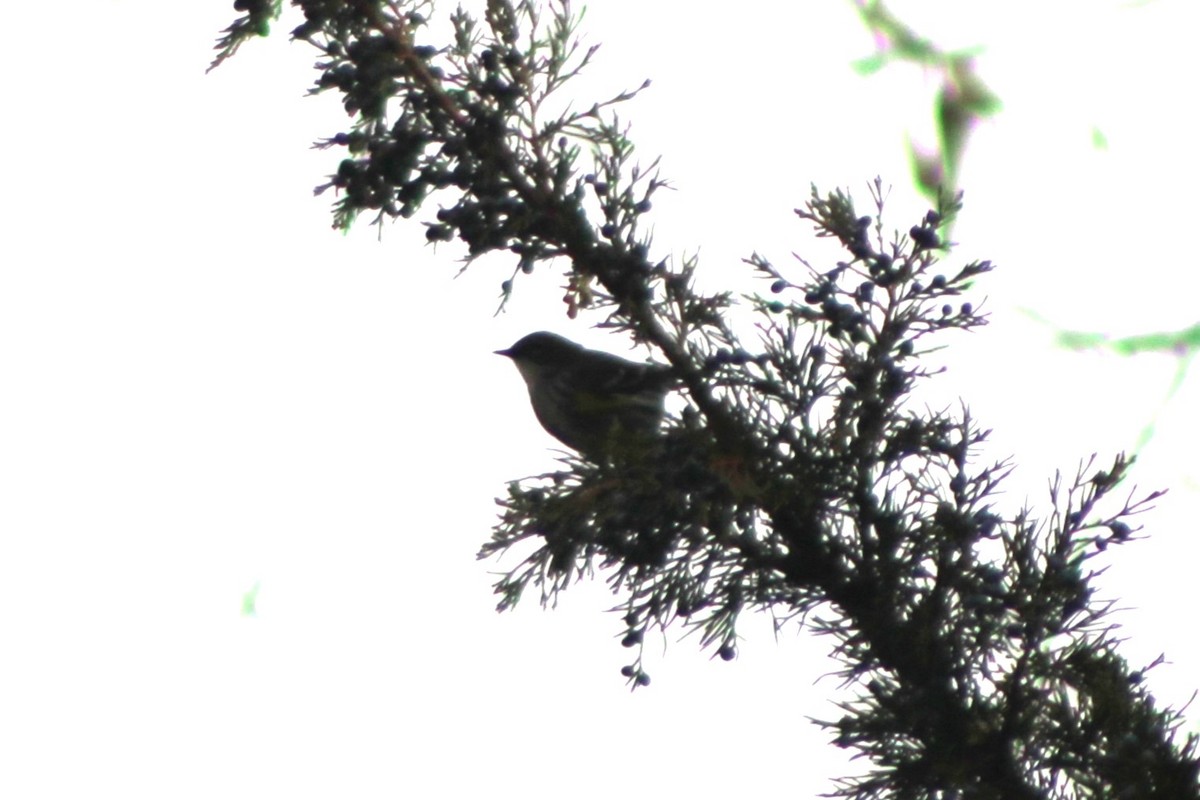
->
{"left": 212, "top": 1, "right": 1199, "bottom": 796}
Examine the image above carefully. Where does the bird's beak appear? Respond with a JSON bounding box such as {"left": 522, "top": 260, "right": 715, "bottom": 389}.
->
{"left": 494, "top": 347, "right": 514, "bottom": 358}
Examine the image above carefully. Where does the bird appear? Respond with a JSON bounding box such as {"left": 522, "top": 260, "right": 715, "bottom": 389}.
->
{"left": 496, "top": 331, "right": 676, "bottom": 458}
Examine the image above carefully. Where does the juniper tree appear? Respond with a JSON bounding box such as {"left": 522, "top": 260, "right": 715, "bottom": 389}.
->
{"left": 211, "top": 1, "right": 1200, "bottom": 796}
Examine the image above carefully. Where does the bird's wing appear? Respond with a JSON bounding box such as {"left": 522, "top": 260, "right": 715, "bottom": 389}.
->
{"left": 571, "top": 352, "right": 675, "bottom": 397}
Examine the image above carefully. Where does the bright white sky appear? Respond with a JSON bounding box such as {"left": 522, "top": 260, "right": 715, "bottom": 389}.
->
{"left": 3, "top": 1, "right": 1198, "bottom": 797}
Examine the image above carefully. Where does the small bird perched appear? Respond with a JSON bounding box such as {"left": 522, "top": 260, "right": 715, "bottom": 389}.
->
{"left": 496, "top": 331, "right": 676, "bottom": 458}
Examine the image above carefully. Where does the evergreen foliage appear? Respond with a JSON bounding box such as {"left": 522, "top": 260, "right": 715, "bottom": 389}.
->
{"left": 211, "top": 2, "right": 1200, "bottom": 796}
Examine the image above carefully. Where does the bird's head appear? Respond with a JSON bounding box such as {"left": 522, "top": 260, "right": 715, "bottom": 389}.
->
{"left": 495, "top": 331, "right": 583, "bottom": 367}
